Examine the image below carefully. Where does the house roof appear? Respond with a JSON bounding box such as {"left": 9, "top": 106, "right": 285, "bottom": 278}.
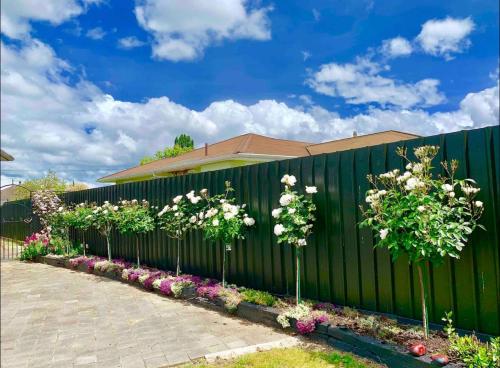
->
{"left": 98, "top": 133, "right": 312, "bottom": 182}
{"left": 1, "top": 149, "right": 14, "bottom": 161}
{"left": 306, "top": 130, "right": 419, "bottom": 155}
{"left": 1, "top": 185, "right": 18, "bottom": 204}
{"left": 98, "top": 130, "right": 420, "bottom": 183}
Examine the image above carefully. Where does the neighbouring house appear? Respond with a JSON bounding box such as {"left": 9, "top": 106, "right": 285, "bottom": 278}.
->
{"left": 1, "top": 149, "right": 14, "bottom": 161}
{"left": 98, "top": 131, "right": 419, "bottom": 184}
{"left": 1, "top": 185, "right": 18, "bottom": 205}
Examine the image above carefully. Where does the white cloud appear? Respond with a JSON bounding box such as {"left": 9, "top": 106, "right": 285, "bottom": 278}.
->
{"left": 86, "top": 27, "right": 106, "bottom": 40}
{"left": 302, "top": 50, "right": 311, "bottom": 61}
{"left": 118, "top": 36, "right": 146, "bottom": 49}
{"left": 381, "top": 37, "right": 413, "bottom": 58}
{"left": 0, "top": 0, "right": 97, "bottom": 39}
{"left": 1, "top": 38, "right": 497, "bottom": 186}
{"left": 416, "top": 17, "right": 475, "bottom": 60}
{"left": 307, "top": 57, "right": 445, "bottom": 108}
{"left": 134, "top": 0, "right": 272, "bottom": 61}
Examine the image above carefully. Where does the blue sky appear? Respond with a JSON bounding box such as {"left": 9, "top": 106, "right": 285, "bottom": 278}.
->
{"left": 1, "top": 0, "right": 498, "bottom": 185}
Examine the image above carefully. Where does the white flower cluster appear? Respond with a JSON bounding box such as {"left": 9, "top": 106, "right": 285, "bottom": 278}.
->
{"left": 186, "top": 190, "right": 202, "bottom": 204}
{"left": 277, "top": 303, "right": 312, "bottom": 328}
{"left": 461, "top": 184, "right": 480, "bottom": 196}
{"left": 272, "top": 174, "right": 317, "bottom": 247}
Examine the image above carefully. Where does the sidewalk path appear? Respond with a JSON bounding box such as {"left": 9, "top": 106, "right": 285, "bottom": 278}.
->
{"left": 1, "top": 261, "right": 294, "bottom": 368}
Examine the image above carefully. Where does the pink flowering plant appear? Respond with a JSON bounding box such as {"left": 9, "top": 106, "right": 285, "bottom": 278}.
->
{"left": 277, "top": 303, "right": 329, "bottom": 335}
{"left": 19, "top": 232, "right": 50, "bottom": 261}
{"left": 115, "top": 199, "right": 156, "bottom": 268}
{"left": 157, "top": 189, "right": 209, "bottom": 276}
{"left": 272, "top": 174, "right": 317, "bottom": 304}
{"left": 360, "top": 145, "right": 485, "bottom": 338}
{"left": 31, "top": 190, "right": 62, "bottom": 231}
{"left": 202, "top": 181, "right": 255, "bottom": 287}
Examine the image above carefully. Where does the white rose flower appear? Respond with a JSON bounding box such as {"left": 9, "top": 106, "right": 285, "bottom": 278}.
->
{"left": 279, "top": 194, "right": 294, "bottom": 206}
{"left": 224, "top": 212, "right": 235, "bottom": 220}
{"left": 186, "top": 190, "right": 195, "bottom": 199}
{"left": 243, "top": 217, "right": 255, "bottom": 226}
{"left": 448, "top": 191, "right": 455, "bottom": 198}
{"left": 113, "top": 206, "right": 119, "bottom": 211}
{"left": 442, "top": 184, "right": 453, "bottom": 192}
{"left": 288, "top": 208, "right": 296, "bottom": 214}
{"left": 200, "top": 188, "right": 208, "bottom": 196}
{"left": 172, "top": 205, "right": 178, "bottom": 211}
{"left": 103, "top": 210, "right": 108, "bottom": 215}
{"left": 190, "top": 196, "right": 201, "bottom": 204}
{"left": 173, "top": 195, "right": 183, "bottom": 204}
{"left": 305, "top": 186, "right": 317, "bottom": 194}
{"left": 406, "top": 163, "right": 412, "bottom": 170}
{"left": 297, "top": 239, "right": 307, "bottom": 246}
{"left": 274, "top": 224, "right": 285, "bottom": 236}
{"left": 379, "top": 228, "right": 389, "bottom": 240}
{"left": 272, "top": 208, "right": 282, "bottom": 218}
{"left": 189, "top": 216, "right": 197, "bottom": 223}
{"left": 417, "top": 206, "right": 426, "bottom": 212}
{"left": 212, "top": 219, "right": 219, "bottom": 226}
{"left": 475, "top": 201, "right": 483, "bottom": 207}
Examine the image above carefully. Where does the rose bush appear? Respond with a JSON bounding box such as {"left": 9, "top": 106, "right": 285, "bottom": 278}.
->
{"left": 272, "top": 174, "right": 317, "bottom": 304}
{"left": 360, "top": 145, "right": 484, "bottom": 338}
{"left": 202, "top": 181, "right": 255, "bottom": 287}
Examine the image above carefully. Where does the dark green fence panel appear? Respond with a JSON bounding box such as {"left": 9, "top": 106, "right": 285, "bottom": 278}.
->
{"left": 1, "top": 126, "right": 498, "bottom": 335}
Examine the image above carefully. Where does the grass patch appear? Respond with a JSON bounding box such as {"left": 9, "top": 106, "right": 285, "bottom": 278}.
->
{"left": 183, "top": 346, "right": 383, "bottom": 368}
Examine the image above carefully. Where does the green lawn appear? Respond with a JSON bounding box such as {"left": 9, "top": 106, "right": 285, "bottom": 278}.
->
{"left": 183, "top": 346, "right": 384, "bottom": 368}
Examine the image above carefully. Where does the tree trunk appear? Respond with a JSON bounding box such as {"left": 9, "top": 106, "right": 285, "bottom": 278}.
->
{"left": 417, "top": 262, "right": 430, "bottom": 339}
{"left": 82, "top": 231, "right": 86, "bottom": 257}
{"left": 176, "top": 238, "right": 181, "bottom": 276}
{"left": 222, "top": 243, "right": 228, "bottom": 288}
{"left": 136, "top": 235, "right": 140, "bottom": 268}
{"left": 296, "top": 247, "right": 301, "bottom": 305}
{"left": 106, "top": 234, "right": 111, "bottom": 261}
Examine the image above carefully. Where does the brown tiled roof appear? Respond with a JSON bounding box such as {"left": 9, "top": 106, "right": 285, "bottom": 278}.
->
{"left": 98, "top": 133, "right": 312, "bottom": 182}
{"left": 99, "top": 130, "right": 420, "bottom": 183}
{"left": 306, "top": 130, "right": 419, "bottom": 155}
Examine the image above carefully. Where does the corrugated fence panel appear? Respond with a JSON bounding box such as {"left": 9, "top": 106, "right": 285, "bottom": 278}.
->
{"left": 1, "top": 126, "right": 499, "bottom": 335}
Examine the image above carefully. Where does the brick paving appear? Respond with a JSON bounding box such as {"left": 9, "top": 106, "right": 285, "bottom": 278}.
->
{"left": 1, "top": 261, "right": 293, "bottom": 368}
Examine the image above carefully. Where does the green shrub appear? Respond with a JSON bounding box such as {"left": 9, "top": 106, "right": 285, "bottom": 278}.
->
{"left": 240, "top": 289, "right": 277, "bottom": 307}
{"left": 19, "top": 242, "right": 47, "bottom": 261}
{"left": 444, "top": 312, "right": 499, "bottom": 367}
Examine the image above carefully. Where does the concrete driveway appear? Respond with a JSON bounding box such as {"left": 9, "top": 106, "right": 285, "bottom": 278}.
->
{"left": 1, "top": 261, "right": 296, "bottom": 368}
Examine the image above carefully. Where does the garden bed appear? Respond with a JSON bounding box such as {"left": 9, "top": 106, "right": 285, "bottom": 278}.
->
{"left": 39, "top": 255, "right": 482, "bottom": 367}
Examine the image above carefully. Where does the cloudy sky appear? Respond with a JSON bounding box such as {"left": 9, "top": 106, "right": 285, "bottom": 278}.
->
{"left": 1, "top": 0, "right": 498, "bottom": 187}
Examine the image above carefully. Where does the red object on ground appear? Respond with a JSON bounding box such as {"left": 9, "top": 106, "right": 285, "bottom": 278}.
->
{"left": 431, "top": 354, "right": 449, "bottom": 366}
{"left": 409, "top": 343, "right": 427, "bottom": 356}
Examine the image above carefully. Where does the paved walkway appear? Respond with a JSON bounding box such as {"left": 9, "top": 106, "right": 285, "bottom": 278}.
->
{"left": 1, "top": 261, "right": 294, "bottom": 368}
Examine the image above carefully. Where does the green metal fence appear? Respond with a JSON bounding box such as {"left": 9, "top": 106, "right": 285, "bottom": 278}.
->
{"left": 1, "top": 126, "right": 499, "bottom": 335}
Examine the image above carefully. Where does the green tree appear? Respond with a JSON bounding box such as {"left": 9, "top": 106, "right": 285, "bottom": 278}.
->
{"left": 68, "top": 203, "right": 94, "bottom": 256}
{"left": 115, "top": 199, "right": 155, "bottom": 267}
{"left": 174, "top": 134, "right": 194, "bottom": 148}
{"left": 15, "top": 171, "right": 88, "bottom": 200}
{"left": 139, "top": 134, "right": 194, "bottom": 165}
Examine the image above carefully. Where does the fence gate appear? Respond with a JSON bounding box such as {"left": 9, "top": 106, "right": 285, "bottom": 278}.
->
{"left": 0, "top": 198, "right": 34, "bottom": 260}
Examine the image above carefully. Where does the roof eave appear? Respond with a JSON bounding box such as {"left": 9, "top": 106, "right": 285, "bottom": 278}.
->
{"left": 98, "top": 153, "right": 299, "bottom": 183}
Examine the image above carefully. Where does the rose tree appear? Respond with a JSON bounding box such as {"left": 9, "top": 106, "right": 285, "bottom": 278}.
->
{"left": 115, "top": 199, "right": 156, "bottom": 267}
{"left": 360, "top": 145, "right": 484, "bottom": 338}
{"left": 32, "top": 190, "right": 62, "bottom": 232}
{"left": 272, "top": 174, "right": 317, "bottom": 304}
{"left": 203, "top": 181, "right": 255, "bottom": 287}
{"left": 68, "top": 202, "right": 94, "bottom": 256}
{"left": 90, "top": 201, "right": 119, "bottom": 261}
{"left": 48, "top": 205, "right": 74, "bottom": 255}
{"left": 158, "top": 189, "right": 208, "bottom": 276}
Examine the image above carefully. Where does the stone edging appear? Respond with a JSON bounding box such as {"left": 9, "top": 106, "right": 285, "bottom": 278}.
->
{"left": 38, "top": 256, "right": 461, "bottom": 368}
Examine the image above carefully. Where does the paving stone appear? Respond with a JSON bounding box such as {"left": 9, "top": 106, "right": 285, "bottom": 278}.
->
{"left": 1, "top": 261, "right": 290, "bottom": 368}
